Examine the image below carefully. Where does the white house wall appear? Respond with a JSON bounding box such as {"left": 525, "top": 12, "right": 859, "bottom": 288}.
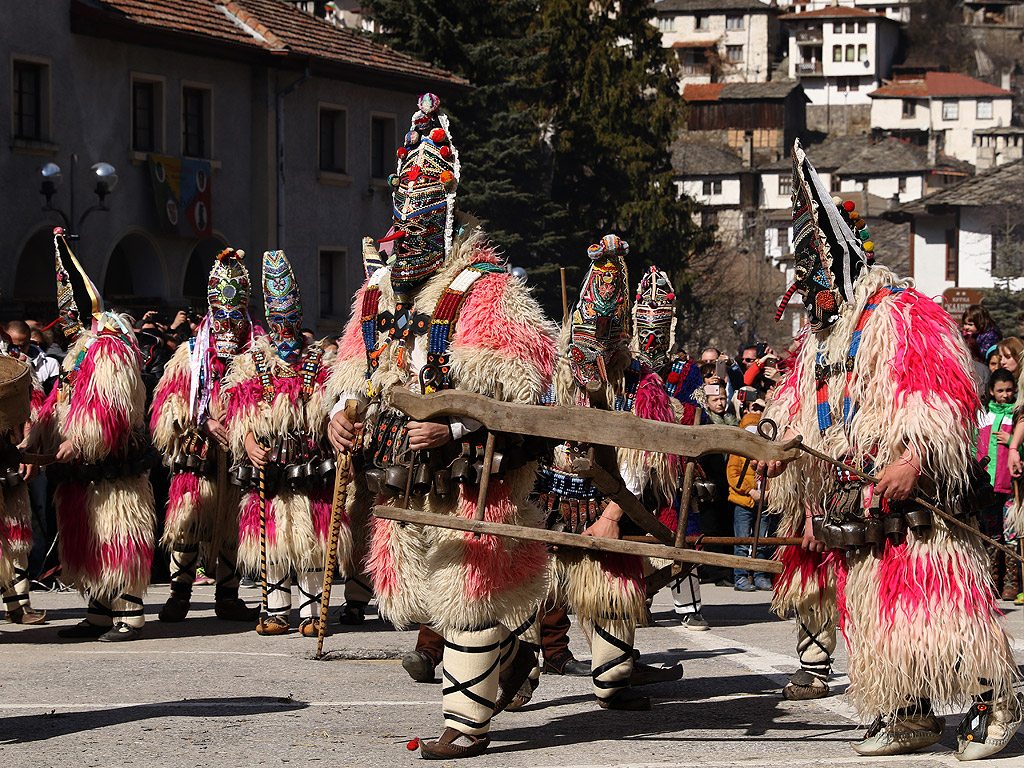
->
{"left": 680, "top": 177, "right": 743, "bottom": 206}
{"left": 911, "top": 214, "right": 955, "bottom": 297}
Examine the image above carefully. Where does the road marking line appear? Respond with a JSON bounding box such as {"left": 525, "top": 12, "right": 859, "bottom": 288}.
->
{"left": 0, "top": 700, "right": 437, "bottom": 711}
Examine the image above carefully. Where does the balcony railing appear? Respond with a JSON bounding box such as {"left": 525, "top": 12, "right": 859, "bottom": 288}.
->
{"left": 679, "top": 63, "right": 712, "bottom": 75}
{"left": 796, "top": 61, "right": 823, "bottom": 75}
{"left": 795, "top": 30, "right": 823, "bottom": 44}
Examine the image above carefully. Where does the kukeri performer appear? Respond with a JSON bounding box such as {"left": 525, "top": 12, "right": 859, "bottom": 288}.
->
{"left": 0, "top": 333, "right": 46, "bottom": 625}
{"left": 529, "top": 236, "right": 682, "bottom": 712}
{"left": 28, "top": 229, "right": 157, "bottom": 641}
{"left": 150, "top": 248, "right": 262, "bottom": 624}
{"left": 326, "top": 93, "right": 557, "bottom": 760}
{"left": 222, "top": 250, "right": 335, "bottom": 637}
{"left": 630, "top": 265, "right": 710, "bottom": 630}
{"left": 760, "top": 140, "right": 1021, "bottom": 760}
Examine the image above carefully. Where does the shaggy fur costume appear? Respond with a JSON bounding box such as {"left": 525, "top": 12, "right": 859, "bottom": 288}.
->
{"left": 764, "top": 265, "right": 1017, "bottom": 719}
{"left": 0, "top": 364, "right": 44, "bottom": 589}
{"left": 327, "top": 225, "right": 558, "bottom": 634}
{"left": 29, "top": 331, "right": 155, "bottom": 601}
{"left": 222, "top": 336, "right": 335, "bottom": 575}
{"left": 151, "top": 346, "right": 239, "bottom": 552}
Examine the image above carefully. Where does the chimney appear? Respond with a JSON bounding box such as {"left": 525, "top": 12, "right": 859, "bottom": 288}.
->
{"left": 1002, "top": 69, "right": 1012, "bottom": 91}
{"left": 742, "top": 131, "right": 754, "bottom": 168}
{"left": 927, "top": 131, "right": 937, "bottom": 166}
{"left": 888, "top": 193, "right": 899, "bottom": 211}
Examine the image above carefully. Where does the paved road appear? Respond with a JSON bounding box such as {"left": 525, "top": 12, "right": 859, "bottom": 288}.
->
{"left": 2, "top": 582, "right": 1022, "bottom": 767}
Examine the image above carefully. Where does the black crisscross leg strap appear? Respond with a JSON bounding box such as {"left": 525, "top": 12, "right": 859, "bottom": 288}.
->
{"left": 442, "top": 626, "right": 503, "bottom": 736}
{"left": 344, "top": 574, "right": 373, "bottom": 605}
{"left": 296, "top": 570, "right": 323, "bottom": 619}
{"left": 796, "top": 617, "right": 836, "bottom": 682}
{"left": 113, "top": 593, "right": 145, "bottom": 628}
{"left": 86, "top": 596, "right": 115, "bottom": 627}
{"left": 592, "top": 620, "right": 635, "bottom": 699}
{"left": 2, "top": 564, "right": 31, "bottom": 609}
{"left": 169, "top": 546, "right": 199, "bottom": 598}
{"left": 215, "top": 545, "right": 240, "bottom": 597}
{"left": 265, "top": 565, "right": 292, "bottom": 616}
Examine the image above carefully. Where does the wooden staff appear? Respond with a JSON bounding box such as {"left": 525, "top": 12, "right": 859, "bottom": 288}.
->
{"left": 374, "top": 504, "right": 784, "bottom": 573}
{"left": 256, "top": 461, "right": 269, "bottom": 626}
{"left": 209, "top": 444, "right": 229, "bottom": 589}
{"left": 317, "top": 399, "right": 361, "bottom": 659}
{"left": 625, "top": 535, "right": 803, "bottom": 547}
{"left": 473, "top": 383, "right": 503, "bottom": 537}
{"left": 560, "top": 268, "right": 569, "bottom": 324}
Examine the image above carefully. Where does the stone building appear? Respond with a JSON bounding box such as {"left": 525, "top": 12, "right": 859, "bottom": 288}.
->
{"left": 3, "top": 0, "right": 465, "bottom": 334}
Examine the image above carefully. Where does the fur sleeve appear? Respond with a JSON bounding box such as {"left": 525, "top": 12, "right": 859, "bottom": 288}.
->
{"left": 149, "top": 342, "right": 192, "bottom": 454}
{"left": 222, "top": 346, "right": 262, "bottom": 458}
{"left": 65, "top": 336, "right": 146, "bottom": 462}
{"left": 325, "top": 283, "right": 371, "bottom": 407}
{"left": 448, "top": 270, "right": 559, "bottom": 405}
{"left": 25, "top": 385, "right": 60, "bottom": 454}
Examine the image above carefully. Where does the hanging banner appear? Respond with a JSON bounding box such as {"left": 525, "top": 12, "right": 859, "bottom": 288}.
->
{"left": 148, "top": 155, "right": 213, "bottom": 238}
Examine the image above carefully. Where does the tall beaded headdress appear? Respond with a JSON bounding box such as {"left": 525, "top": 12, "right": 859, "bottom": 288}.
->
{"left": 631, "top": 265, "right": 676, "bottom": 370}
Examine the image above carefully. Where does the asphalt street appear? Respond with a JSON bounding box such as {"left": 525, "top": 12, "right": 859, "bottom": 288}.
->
{"left": 2, "top": 581, "right": 1022, "bottom": 768}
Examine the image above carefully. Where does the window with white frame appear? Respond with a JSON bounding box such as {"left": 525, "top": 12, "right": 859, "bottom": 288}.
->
{"left": 857, "top": 22, "right": 867, "bottom": 32}
{"left": 942, "top": 100, "right": 959, "bottom": 120}
{"left": 657, "top": 16, "right": 675, "bottom": 32}
{"left": 857, "top": 44, "right": 867, "bottom": 61}
{"left": 726, "top": 45, "right": 743, "bottom": 62}
{"left": 833, "top": 45, "right": 842, "bottom": 62}
{"left": 977, "top": 100, "right": 993, "bottom": 119}
{"left": 696, "top": 15, "right": 709, "bottom": 30}
{"left": 702, "top": 179, "right": 722, "bottom": 195}
{"left": 778, "top": 175, "right": 791, "bottom": 196}
{"left": 902, "top": 99, "right": 915, "bottom": 118}
{"left": 726, "top": 14, "right": 744, "bottom": 29}
{"left": 845, "top": 44, "right": 854, "bottom": 61}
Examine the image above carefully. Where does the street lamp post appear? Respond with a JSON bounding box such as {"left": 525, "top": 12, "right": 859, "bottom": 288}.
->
{"left": 39, "top": 153, "right": 118, "bottom": 236}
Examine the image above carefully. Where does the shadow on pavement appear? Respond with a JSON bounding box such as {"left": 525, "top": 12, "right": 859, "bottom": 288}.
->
{"left": 0, "top": 697, "right": 309, "bottom": 744}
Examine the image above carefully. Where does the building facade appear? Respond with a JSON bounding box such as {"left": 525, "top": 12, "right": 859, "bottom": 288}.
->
{"left": 3, "top": 0, "right": 465, "bottom": 334}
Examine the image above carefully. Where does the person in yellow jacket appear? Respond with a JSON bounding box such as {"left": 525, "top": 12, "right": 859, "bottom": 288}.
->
{"left": 727, "top": 411, "right": 775, "bottom": 591}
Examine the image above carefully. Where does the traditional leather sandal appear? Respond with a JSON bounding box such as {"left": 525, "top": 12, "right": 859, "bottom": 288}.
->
{"left": 299, "top": 618, "right": 329, "bottom": 638}
{"left": 256, "top": 615, "right": 290, "bottom": 635}
{"left": 7, "top": 605, "right": 47, "bottom": 625}
{"left": 419, "top": 727, "right": 490, "bottom": 760}
{"left": 505, "top": 677, "right": 539, "bottom": 711}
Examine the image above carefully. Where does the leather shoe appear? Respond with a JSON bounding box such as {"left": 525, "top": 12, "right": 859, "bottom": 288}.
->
{"left": 402, "top": 650, "right": 438, "bottom": 683}
{"left": 99, "top": 622, "right": 142, "bottom": 642}
{"left": 419, "top": 727, "right": 490, "bottom": 760}
{"left": 544, "top": 650, "right": 589, "bottom": 676}
{"left": 299, "top": 617, "right": 328, "bottom": 638}
{"left": 494, "top": 641, "right": 537, "bottom": 714}
{"left": 336, "top": 601, "right": 366, "bottom": 625}
{"left": 7, "top": 605, "right": 47, "bottom": 624}
{"left": 630, "top": 661, "right": 683, "bottom": 687}
{"left": 256, "top": 615, "right": 290, "bottom": 635}
{"left": 597, "top": 688, "right": 651, "bottom": 711}
{"left": 215, "top": 597, "right": 259, "bottom": 622}
{"left": 158, "top": 596, "right": 191, "bottom": 623}
{"left": 58, "top": 619, "right": 109, "bottom": 639}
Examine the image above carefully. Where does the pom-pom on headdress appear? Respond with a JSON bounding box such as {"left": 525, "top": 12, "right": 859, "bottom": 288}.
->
{"left": 262, "top": 250, "right": 303, "bottom": 364}
{"left": 631, "top": 265, "right": 676, "bottom": 370}
{"left": 779, "top": 139, "right": 870, "bottom": 332}
{"left": 568, "top": 234, "right": 631, "bottom": 387}
{"left": 383, "top": 93, "right": 461, "bottom": 293}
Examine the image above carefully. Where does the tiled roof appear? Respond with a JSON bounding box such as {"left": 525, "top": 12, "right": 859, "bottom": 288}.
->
{"left": 684, "top": 81, "right": 802, "bottom": 102}
{"left": 74, "top": 0, "right": 465, "bottom": 88}
{"left": 683, "top": 83, "right": 728, "bottom": 101}
{"left": 656, "top": 0, "right": 779, "bottom": 13}
{"left": 671, "top": 140, "right": 747, "bottom": 176}
{"left": 784, "top": 5, "right": 894, "bottom": 20}
{"left": 760, "top": 135, "right": 868, "bottom": 171}
{"left": 893, "top": 159, "right": 1024, "bottom": 214}
{"left": 869, "top": 72, "right": 1013, "bottom": 99}
{"left": 835, "top": 137, "right": 974, "bottom": 176}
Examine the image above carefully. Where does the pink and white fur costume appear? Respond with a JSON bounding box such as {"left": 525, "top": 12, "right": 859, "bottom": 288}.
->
{"left": 222, "top": 335, "right": 334, "bottom": 622}
{"left": 538, "top": 334, "right": 679, "bottom": 703}
{"left": 765, "top": 264, "right": 1017, "bottom": 720}
{"left": 29, "top": 328, "right": 155, "bottom": 629}
{"left": 0, "top": 357, "right": 45, "bottom": 615}
{"left": 328, "top": 224, "right": 557, "bottom": 737}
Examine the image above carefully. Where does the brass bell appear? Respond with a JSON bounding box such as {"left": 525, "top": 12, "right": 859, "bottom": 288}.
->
{"left": 840, "top": 521, "right": 866, "bottom": 547}
{"left": 319, "top": 456, "right": 336, "bottom": 477}
{"left": 822, "top": 523, "right": 845, "bottom": 549}
{"left": 384, "top": 466, "right": 409, "bottom": 496}
{"left": 433, "top": 469, "right": 451, "bottom": 498}
{"left": 883, "top": 513, "right": 906, "bottom": 538}
{"left": 811, "top": 515, "right": 825, "bottom": 542}
{"left": 364, "top": 467, "right": 386, "bottom": 495}
{"left": 904, "top": 506, "right": 931, "bottom": 533}
{"left": 412, "top": 461, "right": 432, "bottom": 495}
{"left": 450, "top": 457, "right": 474, "bottom": 485}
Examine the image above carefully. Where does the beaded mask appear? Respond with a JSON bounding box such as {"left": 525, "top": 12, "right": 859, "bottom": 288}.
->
{"left": 53, "top": 228, "right": 102, "bottom": 343}
{"left": 781, "top": 139, "right": 869, "bottom": 333}
{"left": 385, "top": 93, "right": 460, "bottom": 293}
{"left": 207, "top": 248, "right": 251, "bottom": 358}
{"left": 631, "top": 266, "right": 676, "bottom": 370}
{"left": 262, "top": 250, "right": 303, "bottom": 364}
{"left": 568, "top": 234, "right": 631, "bottom": 387}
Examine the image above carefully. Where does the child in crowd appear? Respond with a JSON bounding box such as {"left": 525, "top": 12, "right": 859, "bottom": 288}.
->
{"left": 726, "top": 396, "right": 775, "bottom": 592}
{"left": 963, "top": 304, "right": 1002, "bottom": 360}
{"left": 978, "top": 368, "right": 1021, "bottom": 600}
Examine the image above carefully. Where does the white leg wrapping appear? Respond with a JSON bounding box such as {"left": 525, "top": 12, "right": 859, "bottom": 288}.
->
{"left": 671, "top": 572, "right": 701, "bottom": 615}
{"left": 112, "top": 591, "right": 146, "bottom": 629}
{"left": 168, "top": 546, "right": 198, "bottom": 598}
{"left": 265, "top": 564, "right": 292, "bottom": 618}
{"left": 442, "top": 625, "right": 503, "bottom": 737}
{"left": 592, "top": 619, "right": 635, "bottom": 702}
{"left": 86, "top": 596, "right": 114, "bottom": 628}
{"left": 215, "top": 544, "right": 240, "bottom": 593}
{"left": 297, "top": 569, "right": 322, "bottom": 620}
{"left": 2, "top": 553, "right": 32, "bottom": 612}
{"left": 797, "top": 610, "right": 836, "bottom": 683}
{"left": 343, "top": 573, "right": 373, "bottom": 605}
